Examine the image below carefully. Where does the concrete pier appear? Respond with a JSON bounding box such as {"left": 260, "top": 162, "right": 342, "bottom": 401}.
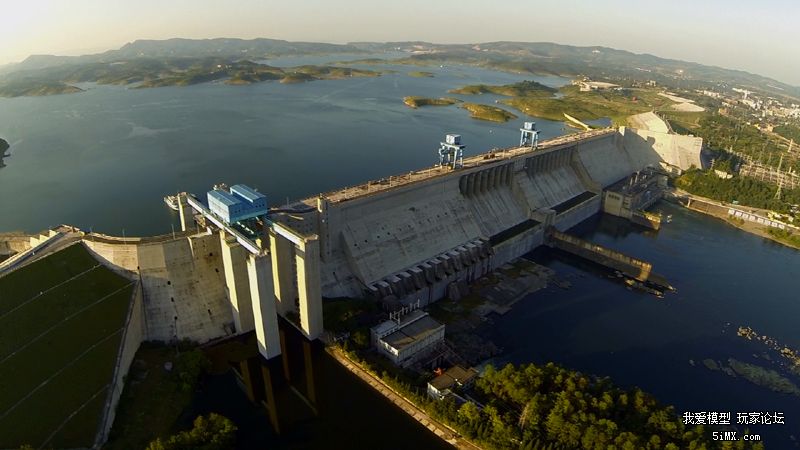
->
{"left": 220, "top": 231, "right": 255, "bottom": 333}
{"left": 269, "top": 229, "right": 296, "bottom": 316}
{"left": 295, "top": 238, "right": 323, "bottom": 340}
{"left": 247, "top": 254, "right": 281, "bottom": 359}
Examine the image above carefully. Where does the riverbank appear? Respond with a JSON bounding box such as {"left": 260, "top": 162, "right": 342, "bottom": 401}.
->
{"left": 673, "top": 190, "right": 800, "bottom": 251}
{"left": 327, "top": 346, "right": 482, "bottom": 450}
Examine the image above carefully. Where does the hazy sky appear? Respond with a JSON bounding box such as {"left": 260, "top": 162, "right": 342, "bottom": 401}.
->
{"left": 2, "top": 0, "right": 799, "bottom": 85}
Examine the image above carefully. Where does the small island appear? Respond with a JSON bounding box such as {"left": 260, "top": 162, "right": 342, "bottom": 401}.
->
{"left": 402, "top": 96, "right": 461, "bottom": 108}
{"left": 459, "top": 103, "right": 517, "bottom": 122}
{"left": 0, "top": 138, "right": 9, "bottom": 168}
{"left": 449, "top": 80, "right": 556, "bottom": 97}
{"left": 407, "top": 71, "right": 435, "bottom": 78}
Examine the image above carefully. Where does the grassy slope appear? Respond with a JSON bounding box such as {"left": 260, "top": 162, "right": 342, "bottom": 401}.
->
{"left": 0, "top": 244, "right": 132, "bottom": 448}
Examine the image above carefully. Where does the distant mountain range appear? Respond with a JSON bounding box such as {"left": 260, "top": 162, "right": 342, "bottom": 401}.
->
{"left": 1, "top": 38, "right": 797, "bottom": 100}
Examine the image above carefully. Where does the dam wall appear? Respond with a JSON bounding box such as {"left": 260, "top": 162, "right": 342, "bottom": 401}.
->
{"left": 84, "top": 232, "right": 233, "bottom": 343}
{"left": 272, "top": 130, "right": 635, "bottom": 302}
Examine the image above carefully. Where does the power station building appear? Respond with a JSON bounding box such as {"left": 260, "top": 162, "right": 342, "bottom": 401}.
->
{"left": 370, "top": 310, "right": 445, "bottom": 367}
{"left": 207, "top": 184, "right": 268, "bottom": 224}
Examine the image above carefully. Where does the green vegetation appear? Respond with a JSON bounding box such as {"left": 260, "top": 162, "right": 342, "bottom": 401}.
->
{"left": 0, "top": 58, "right": 380, "bottom": 96}
{"left": 667, "top": 113, "right": 800, "bottom": 171}
{"left": 408, "top": 71, "right": 435, "bottom": 78}
{"left": 339, "top": 344, "right": 762, "bottom": 450}
{"left": 0, "top": 79, "right": 83, "bottom": 97}
{"left": 0, "top": 243, "right": 133, "bottom": 449}
{"left": 676, "top": 169, "right": 800, "bottom": 213}
{"left": 449, "top": 80, "right": 556, "bottom": 97}
{"left": 403, "top": 96, "right": 461, "bottom": 108}
{"left": 766, "top": 227, "right": 800, "bottom": 248}
{"left": 446, "top": 80, "right": 675, "bottom": 125}
{"left": 106, "top": 345, "right": 211, "bottom": 450}
{"left": 284, "top": 65, "right": 380, "bottom": 81}
{"left": 145, "top": 413, "right": 236, "bottom": 450}
{"left": 505, "top": 86, "right": 673, "bottom": 125}
{"left": 774, "top": 123, "right": 800, "bottom": 143}
{"left": 423, "top": 363, "right": 763, "bottom": 450}
{"left": 460, "top": 103, "right": 518, "bottom": 122}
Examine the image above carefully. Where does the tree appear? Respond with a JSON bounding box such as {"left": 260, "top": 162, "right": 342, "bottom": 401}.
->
{"left": 146, "top": 413, "right": 237, "bottom": 450}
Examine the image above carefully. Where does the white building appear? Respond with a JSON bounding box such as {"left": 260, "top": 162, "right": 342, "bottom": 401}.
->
{"left": 370, "top": 310, "right": 445, "bottom": 367}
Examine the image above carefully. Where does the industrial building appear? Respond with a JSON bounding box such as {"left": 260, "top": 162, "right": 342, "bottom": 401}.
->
{"left": 602, "top": 168, "right": 667, "bottom": 229}
{"left": 370, "top": 310, "right": 445, "bottom": 367}
{"left": 427, "top": 365, "right": 479, "bottom": 399}
{"left": 207, "top": 184, "right": 268, "bottom": 224}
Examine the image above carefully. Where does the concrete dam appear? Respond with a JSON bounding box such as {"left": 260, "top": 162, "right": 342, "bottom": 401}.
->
{"left": 65, "top": 125, "right": 701, "bottom": 361}
{"left": 271, "top": 126, "right": 697, "bottom": 303}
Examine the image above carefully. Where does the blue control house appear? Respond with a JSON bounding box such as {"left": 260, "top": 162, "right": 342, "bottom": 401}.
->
{"left": 207, "top": 184, "right": 268, "bottom": 224}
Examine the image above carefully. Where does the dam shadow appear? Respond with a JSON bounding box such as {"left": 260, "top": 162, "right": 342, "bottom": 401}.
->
{"left": 195, "top": 318, "right": 452, "bottom": 449}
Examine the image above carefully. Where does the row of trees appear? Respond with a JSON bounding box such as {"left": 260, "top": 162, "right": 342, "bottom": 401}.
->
{"left": 425, "top": 363, "right": 763, "bottom": 450}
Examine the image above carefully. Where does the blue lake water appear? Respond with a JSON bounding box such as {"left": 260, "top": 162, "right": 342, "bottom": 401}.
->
{"left": 0, "top": 61, "right": 568, "bottom": 235}
{"left": 1, "top": 58, "right": 798, "bottom": 448}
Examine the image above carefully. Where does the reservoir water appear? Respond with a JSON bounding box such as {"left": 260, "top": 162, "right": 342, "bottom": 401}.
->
{"left": 0, "top": 59, "right": 568, "bottom": 235}
{"left": 1, "top": 58, "right": 797, "bottom": 448}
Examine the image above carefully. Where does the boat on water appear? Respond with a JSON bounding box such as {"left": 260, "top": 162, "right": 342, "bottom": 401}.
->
{"left": 164, "top": 195, "right": 179, "bottom": 211}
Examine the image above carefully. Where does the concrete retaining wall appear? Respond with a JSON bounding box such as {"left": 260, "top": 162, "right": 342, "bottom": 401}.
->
{"left": 85, "top": 233, "right": 233, "bottom": 343}
{"left": 94, "top": 282, "right": 145, "bottom": 448}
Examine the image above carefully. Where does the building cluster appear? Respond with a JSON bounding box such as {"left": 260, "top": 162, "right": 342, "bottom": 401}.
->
{"left": 573, "top": 78, "right": 620, "bottom": 92}
{"left": 368, "top": 304, "right": 482, "bottom": 404}
{"left": 700, "top": 87, "right": 800, "bottom": 120}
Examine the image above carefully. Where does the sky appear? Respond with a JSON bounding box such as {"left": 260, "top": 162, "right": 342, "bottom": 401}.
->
{"left": 2, "top": 0, "right": 799, "bottom": 85}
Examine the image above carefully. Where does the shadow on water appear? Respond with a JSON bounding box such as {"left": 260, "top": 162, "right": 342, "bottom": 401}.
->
{"left": 186, "top": 319, "right": 451, "bottom": 450}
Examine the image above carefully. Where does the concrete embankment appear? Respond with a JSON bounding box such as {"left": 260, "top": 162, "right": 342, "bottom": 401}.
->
{"left": 327, "top": 347, "right": 482, "bottom": 450}
{"left": 674, "top": 192, "right": 800, "bottom": 251}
